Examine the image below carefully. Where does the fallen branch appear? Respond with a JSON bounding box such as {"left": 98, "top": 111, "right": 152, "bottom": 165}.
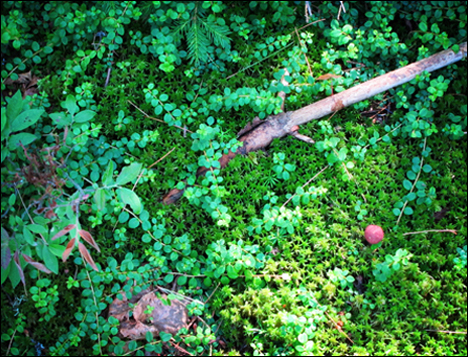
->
{"left": 163, "top": 43, "right": 467, "bottom": 204}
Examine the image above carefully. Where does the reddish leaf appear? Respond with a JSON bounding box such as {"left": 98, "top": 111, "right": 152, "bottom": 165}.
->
{"left": 1, "top": 246, "right": 11, "bottom": 270}
{"left": 52, "top": 224, "right": 77, "bottom": 241}
{"left": 13, "top": 251, "right": 26, "bottom": 286}
{"left": 1, "top": 227, "right": 11, "bottom": 270}
{"left": 78, "top": 242, "right": 99, "bottom": 272}
{"left": 316, "top": 73, "right": 343, "bottom": 81}
{"left": 62, "top": 238, "right": 76, "bottom": 262}
{"left": 78, "top": 230, "right": 100, "bottom": 252}
{"left": 22, "top": 254, "right": 52, "bottom": 274}
{"left": 45, "top": 210, "right": 57, "bottom": 219}
{"left": 63, "top": 127, "right": 69, "bottom": 143}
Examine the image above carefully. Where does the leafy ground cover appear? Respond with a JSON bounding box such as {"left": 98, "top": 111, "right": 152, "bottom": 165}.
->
{"left": 1, "top": 1, "right": 467, "bottom": 356}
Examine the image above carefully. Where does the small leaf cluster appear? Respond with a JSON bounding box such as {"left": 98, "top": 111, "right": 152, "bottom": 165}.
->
{"left": 354, "top": 200, "right": 368, "bottom": 221}
{"left": 30, "top": 278, "right": 59, "bottom": 322}
{"left": 184, "top": 326, "right": 217, "bottom": 354}
{"left": 453, "top": 246, "right": 467, "bottom": 270}
{"left": 280, "top": 291, "right": 327, "bottom": 356}
{"left": 272, "top": 153, "right": 296, "bottom": 181}
{"left": 373, "top": 249, "right": 411, "bottom": 283}
{"left": 249, "top": 204, "right": 302, "bottom": 236}
{"left": 393, "top": 147, "right": 437, "bottom": 219}
{"left": 287, "top": 185, "right": 327, "bottom": 207}
{"left": 328, "top": 268, "right": 355, "bottom": 290}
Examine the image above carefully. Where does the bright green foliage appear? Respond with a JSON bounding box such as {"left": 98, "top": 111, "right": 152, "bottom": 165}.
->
{"left": 1, "top": 1, "right": 467, "bottom": 356}
{"left": 354, "top": 200, "right": 368, "bottom": 221}
{"left": 454, "top": 246, "right": 467, "bottom": 270}
{"left": 393, "top": 144, "right": 438, "bottom": 225}
{"left": 272, "top": 152, "right": 296, "bottom": 181}
{"left": 328, "top": 268, "right": 356, "bottom": 289}
{"left": 373, "top": 249, "right": 411, "bottom": 283}
{"left": 30, "top": 279, "right": 59, "bottom": 322}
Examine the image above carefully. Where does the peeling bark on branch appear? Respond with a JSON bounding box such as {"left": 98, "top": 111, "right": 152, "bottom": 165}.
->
{"left": 162, "top": 43, "right": 467, "bottom": 205}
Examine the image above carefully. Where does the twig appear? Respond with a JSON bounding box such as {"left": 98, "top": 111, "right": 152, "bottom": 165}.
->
{"left": 282, "top": 166, "right": 328, "bottom": 208}
{"left": 426, "top": 330, "right": 467, "bottom": 335}
{"left": 363, "top": 124, "right": 403, "bottom": 150}
{"left": 205, "top": 283, "right": 221, "bottom": 305}
{"left": 128, "top": 100, "right": 193, "bottom": 134}
{"left": 148, "top": 147, "right": 176, "bottom": 170}
{"left": 278, "top": 68, "right": 290, "bottom": 112}
{"left": 15, "top": 188, "right": 48, "bottom": 245}
{"left": 226, "top": 42, "right": 294, "bottom": 80}
{"left": 290, "top": 131, "right": 315, "bottom": 144}
{"left": 324, "top": 311, "right": 354, "bottom": 344}
{"left": 197, "top": 316, "right": 211, "bottom": 330}
{"left": 127, "top": 147, "right": 177, "bottom": 194}
{"left": 337, "top": 1, "right": 346, "bottom": 21}
{"left": 156, "top": 286, "right": 205, "bottom": 306}
{"left": 86, "top": 270, "right": 103, "bottom": 355}
{"left": 187, "top": 317, "right": 197, "bottom": 330}
{"left": 291, "top": 19, "right": 326, "bottom": 34}
{"left": 170, "top": 339, "right": 194, "bottom": 356}
{"left": 1, "top": 285, "right": 14, "bottom": 306}
{"left": 294, "top": 27, "right": 313, "bottom": 77}
{"left": 104, "top": 66, "right": 112, "bottom": 88}
{"left": 403, "top": 230, "right": 457, "bottom": 236}
{"left": 6, "top": 328, "right": 17, "bottom": 356}
{"left": 396, "top": 138, "right": 427, "bottom": 225}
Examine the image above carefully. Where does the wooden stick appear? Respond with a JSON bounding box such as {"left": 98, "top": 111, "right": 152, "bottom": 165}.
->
{"left": 162, "top": 43, "right": 467, "bottom": 204}
{"left": 286, "top": 43, "right": 467, "bottom": 132}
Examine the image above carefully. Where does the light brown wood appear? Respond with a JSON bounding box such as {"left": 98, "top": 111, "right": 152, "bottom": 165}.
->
{"left": 163, "top": 43, "right": 467, "bottom": 204}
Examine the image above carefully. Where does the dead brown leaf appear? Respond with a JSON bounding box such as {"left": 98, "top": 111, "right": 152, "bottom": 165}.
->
{"left": 109, "top": 288, "right": 153, "bottom": 322}
{"left": 52, "top": 224, "right": 77, "bottom": 241}
{"left": 108, "top": 290, "right": 189, "bottom": 341}
{"left": 13, "top": 251, "right": 26, "bottom": 286}
{"left": 316, "top": 73, "right": 343, "bottom": 81}
{"left": 120, "top": 321, "right": 159, "bottom": 341}
{"left": 22, "top": 254, "right": 52, "bottom": 274}
{"left": 78, "top": 242, "right": 99, "bottom": 272}
{"left": 62, "top": 238, "right": 76, "bottom": 262}
{"left": 4, "top": 71, "right": 41, "bottom": 99}
{"left": 78, "top": 230, "right": 100, "bottom": 252}
{"left": 109, "top": 295, "right": 130, "bottom": 322}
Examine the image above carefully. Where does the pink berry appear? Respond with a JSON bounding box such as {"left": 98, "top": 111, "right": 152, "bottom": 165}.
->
{"left": 365, "top": 225, "right": 384, "bottom": 245}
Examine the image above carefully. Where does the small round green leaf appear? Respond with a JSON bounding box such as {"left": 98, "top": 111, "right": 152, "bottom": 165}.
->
{"left": 404, "top": 207, "right": 414, "bottom": 215}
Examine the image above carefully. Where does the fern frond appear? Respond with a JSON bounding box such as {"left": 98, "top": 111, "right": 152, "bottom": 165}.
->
{"left": 187, "top": 23, "right": 210, "bottom": 65}
{"left": 172, "top": 19, "right": 192, "bottom": 42}
{"left": 99, "top": 1, "right": 117, "bottom": 14}
{"left": 199, "top": 19, "right": 232, "bottom": 50}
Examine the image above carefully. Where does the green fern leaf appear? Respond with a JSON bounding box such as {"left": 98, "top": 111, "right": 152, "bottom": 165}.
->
{"left": 199, "top": 19, "right": 232, "bottom": 50}
{"left": 187, "top": 23, "right": 210, "bottom": 65}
